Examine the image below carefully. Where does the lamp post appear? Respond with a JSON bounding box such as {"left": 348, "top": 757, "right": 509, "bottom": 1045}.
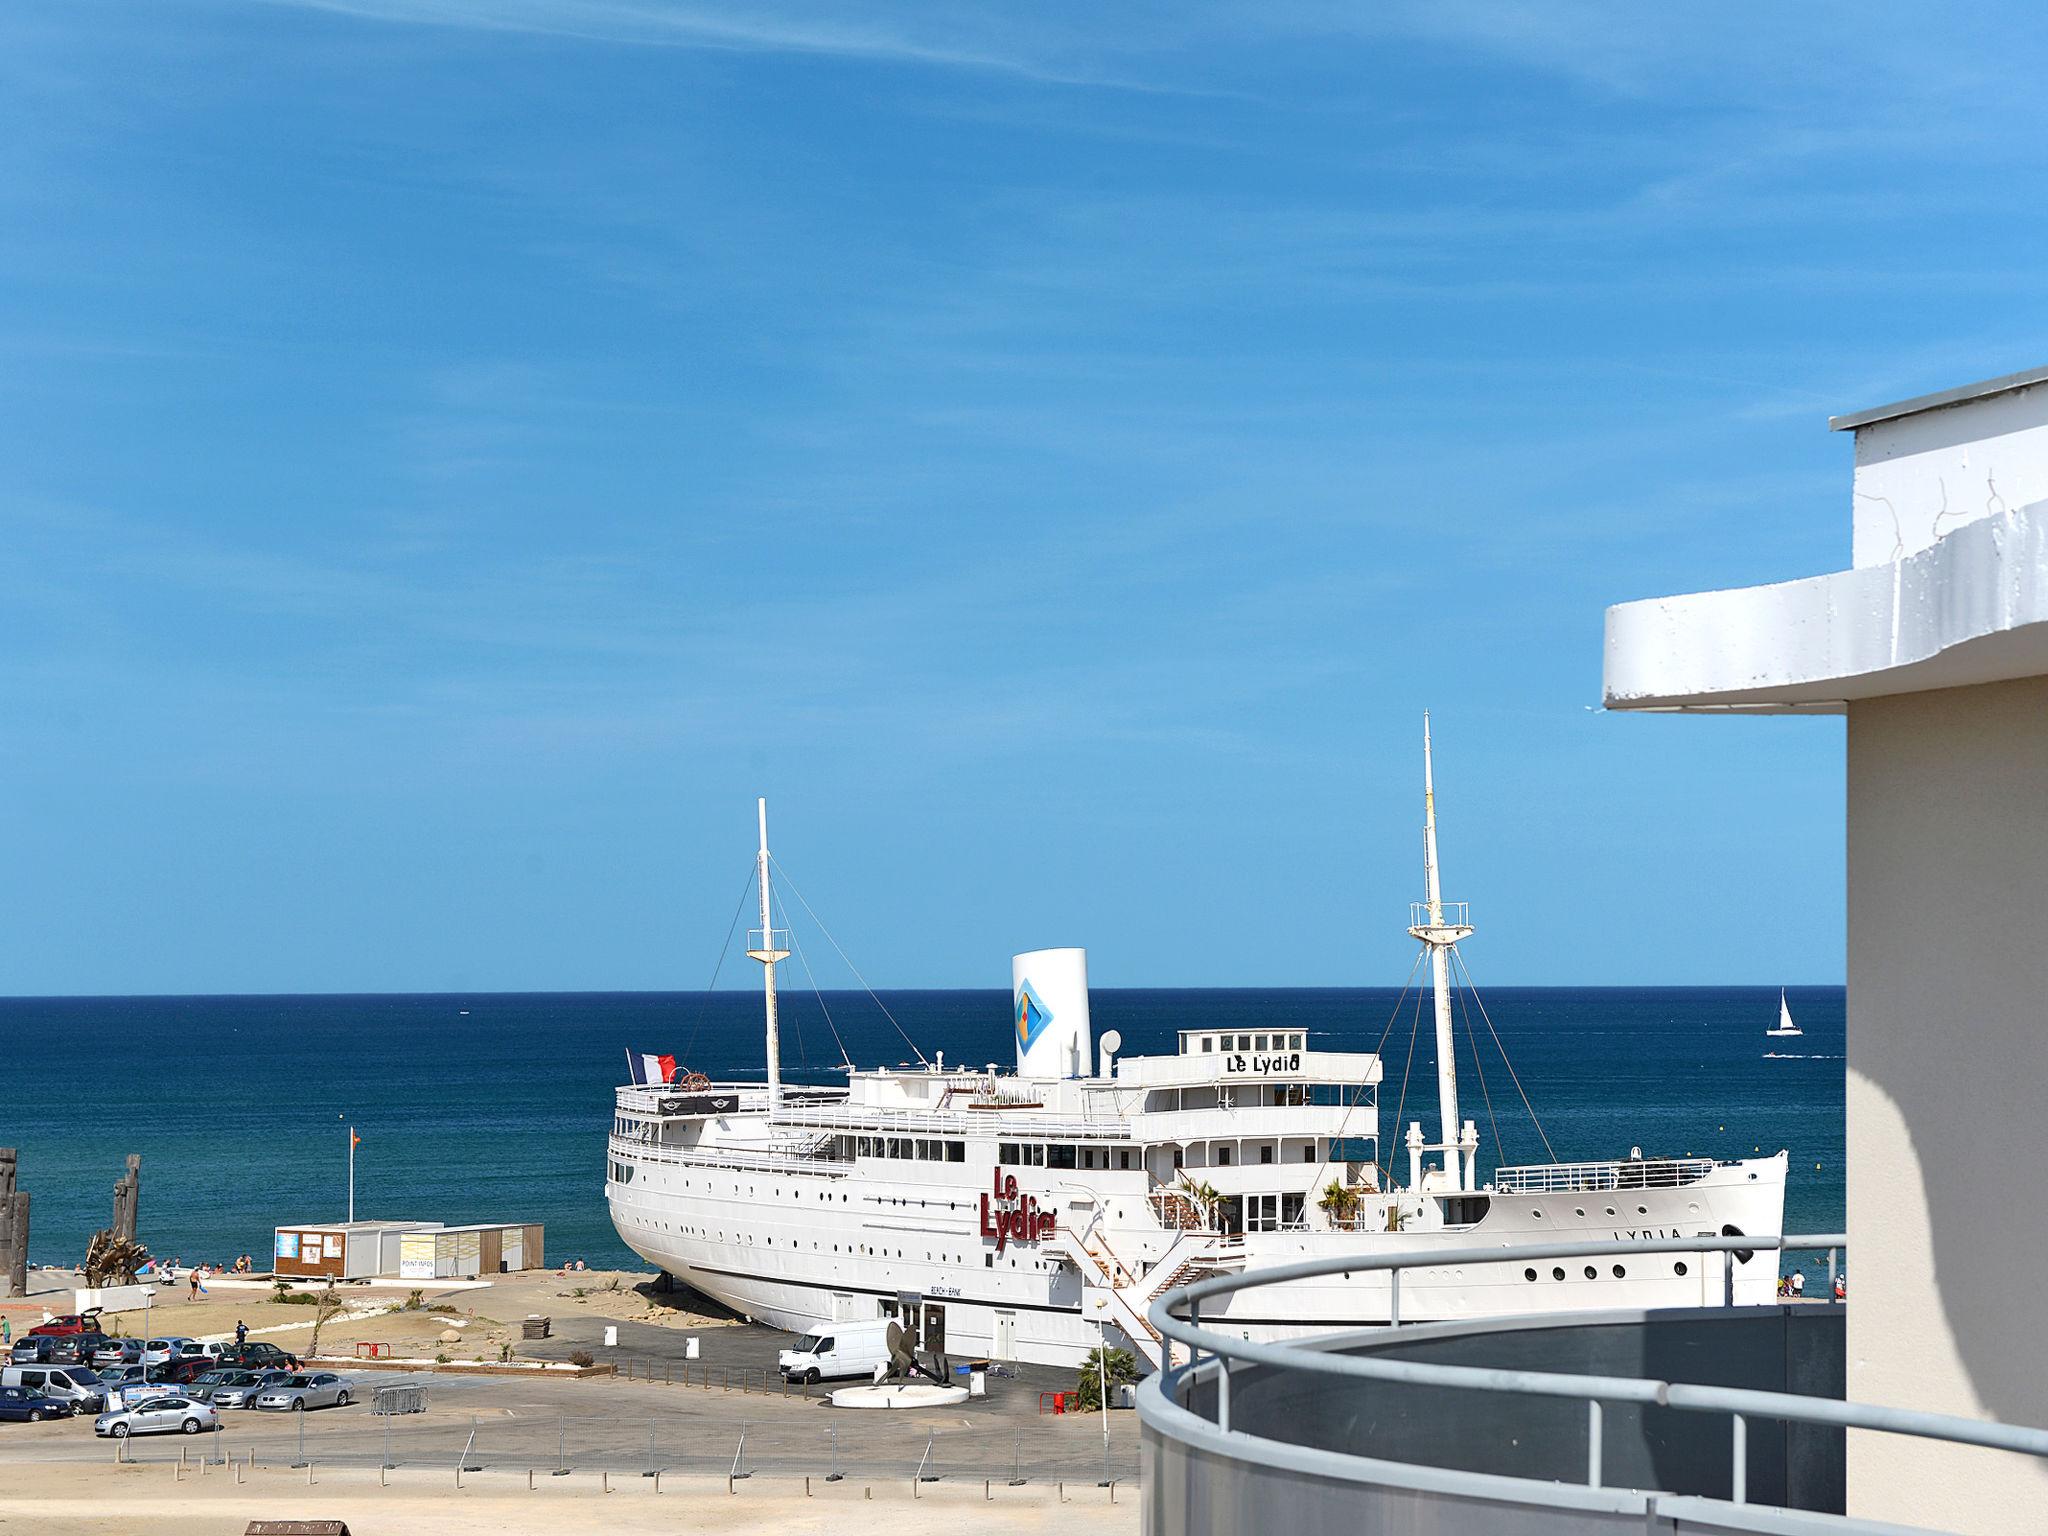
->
{"left": 1093, "top": 1298, "right": 1111, "bottom": 1485}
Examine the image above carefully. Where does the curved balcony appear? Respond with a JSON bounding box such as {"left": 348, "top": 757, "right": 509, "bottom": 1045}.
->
{"left": 1140, "top": 1233, "right": 2048, "bottom": 1534}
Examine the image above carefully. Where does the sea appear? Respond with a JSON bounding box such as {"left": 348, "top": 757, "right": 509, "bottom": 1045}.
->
{"left": 1, "top": 986, "right": 1845, "bottom": 1272}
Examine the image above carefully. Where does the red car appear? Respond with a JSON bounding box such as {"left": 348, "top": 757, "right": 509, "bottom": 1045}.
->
{"left": 27, "top": 1311, "right": 102, "bottom": 1338}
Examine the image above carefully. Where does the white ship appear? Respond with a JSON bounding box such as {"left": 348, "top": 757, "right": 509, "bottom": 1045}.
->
{"left": 606, "top": 721, "right": 1788, "bottom": 1372}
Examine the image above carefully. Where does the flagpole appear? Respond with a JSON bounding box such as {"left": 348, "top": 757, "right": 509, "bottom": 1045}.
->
{"left": 348, "top": 1124, "right": 355, "bottom": 1224}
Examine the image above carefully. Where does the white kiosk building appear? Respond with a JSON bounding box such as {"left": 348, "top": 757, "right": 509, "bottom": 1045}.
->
{"left": 1605, "top": 365, "right": 2048, "bottom": 1533}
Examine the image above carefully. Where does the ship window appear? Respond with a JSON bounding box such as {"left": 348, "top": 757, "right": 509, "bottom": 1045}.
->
{"left": 1524, "top": 1268, "right": 1537, "bottom": 1281}
{"left": 1301, "top": 1145, "right": 1315, "bottom": 1162}
{"left": 947, "top": 1141, "right": 964, "bottom": 1162}
{"left": 1237, "top": 1035, "right": 1251, "bottom": 1050}
{"left": 1048, "top": 1145, "right": 1076, "bottom": 1170}
{"left": 1551, "top": 1267, "right": 1566, "bottom": 1281}
{"left": 1216, "top": 1146, "right": 1233, "bottom": 1166}
{"left": 1202, "top": 1036, "right": 1214, "bottom": 1053}
{"left": 1259, "top": 1145, "right": 1274, "bottom": 1165}
{"left": 1255, "top": 1034, "right": 1268, "bottom": 1051}
{"left": 1023, "top": 1144, "right": 1045, "bottom": 1167}
{"left": 1291, "top": 1034, "right": 1304, "bottom": 1049}
{"left": 1118, "top": 1149, "right": 1132, "bottom": 1170}
{"left": 1612, "top": 1265, "right": 1626, "bottom": 1279}
{"left": 1674, "top": 1261, "right": 1688, "bottom": 1276}
{"left": 1584, "top": 1266, "right": 1597, "bottom": 1280}
{"left": 1282, "top": 1193, "right": 1304, "bottom": 1228}
{"left": 1172, "top": 1147, "right": 1183, "bottom": 1170}
{"left": 1000, "top": 1143, "right": 1020, "bottom": 1163}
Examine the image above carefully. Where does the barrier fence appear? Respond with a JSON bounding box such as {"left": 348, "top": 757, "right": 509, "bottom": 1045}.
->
{"left": 42, "top": 1411, "right": 1140, "bottom": 1490}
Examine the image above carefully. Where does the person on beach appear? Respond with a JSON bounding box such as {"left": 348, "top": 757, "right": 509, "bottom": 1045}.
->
{"left": 1791, "top": 1269, "right": 1806, "bottom": 1298}
{"left": 188, "top": 1269, "right": 200, "bottom": 1300}
{"left": 235, "top": 1320, "right": 247, "bottom": 1346}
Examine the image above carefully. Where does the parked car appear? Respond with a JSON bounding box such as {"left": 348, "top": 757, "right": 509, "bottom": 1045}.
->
{"left": 0, "top": 1364, "right": 106, "bottom": 1414}
{"left": 252, "top": 1373, "right": 354, "bottom": 1412}
{"left": 190, "top": 1369, "right": 288, "bottom": 1409}
{"left": 51, "top": 1332, "right": 110, "bottom": 1365}
{"left": 26, "top": 1311, "right": 102, "bottom": 1338}
{"left": 92, "top": 1340, "right": 145, "bottom": 1367}
{"left": 9, "top": 1338, "right": 63, "bottom": 1365}
{"left": 215, "top": 1342, "right": 300, "bottom": 1372}
{"left": 93, "top": 1395, "right": 218, "bottom": 1438}
{"left": 0, "top": 1385, "right": 73, "bottom": 1423}
{"left": 140, "top": 1338, "right": 197, "bottom": 1366}
{"left": 187, "top": 1341, "right": 231, "bottom": 1361}
{"left": 94, "top": 1366, "right": 159, "bottom": 1409}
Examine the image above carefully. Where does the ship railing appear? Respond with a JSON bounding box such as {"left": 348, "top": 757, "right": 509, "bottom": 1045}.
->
{"left": 607, "top": 1135, "right": 853, "bottom": 1178}
{"left": 1138, "top": 1233, "right": 2048, "bottom": 1536}
{"left": 1492, "top": 1157, "right": 1715, "bottom": 1194}
{"left": 614, "top": 1083, "right": 844, "bottom": 1114}
{"left": 768, "top": 1104, "right": 1133, "bottom": 1140}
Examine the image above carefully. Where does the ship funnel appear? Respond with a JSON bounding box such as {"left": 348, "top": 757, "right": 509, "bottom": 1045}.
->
{"left": 1012, "top": 948, "right": 1092, "bottom": 1079}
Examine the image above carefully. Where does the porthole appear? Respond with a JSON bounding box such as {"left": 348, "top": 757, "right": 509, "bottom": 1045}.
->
{"left": 1636, "top": 1206, "right": 1648, "bottom": 1216}
{"left": 1605, "top": 1207, "right": 1617, "bottom": 1217}
{"left": 1674, "top": 1261, "right": 1688, "bottom": 1277}
{"left": 1583, "top": 1266, "right": 1597, "bottom": 1280}
{"left": 1531, "top": 1210, "right": 1544, "bottom": 1219}
{"left": 1574, "top": 1207, "right": 1586, "bottom": 1218}
{"left": 1551, "top": 1266, "right": 1566, "bottom": 1281}
{"left": 1612, "top": 1265, "right": 1626, "bottom": 1279}
{"left": 1523, "top": 1268, "right": 1537, "bottom": 1282}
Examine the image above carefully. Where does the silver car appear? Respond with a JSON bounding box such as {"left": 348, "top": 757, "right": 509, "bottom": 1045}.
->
{"left": 94, "top": 1394, "right": 219, "bottom": 1437}
{"left": 252, "top": 1372, "right": 354, "bottom": 1411}
{"left": 195, "top": 1369, "right": 288, "bottom": 1408}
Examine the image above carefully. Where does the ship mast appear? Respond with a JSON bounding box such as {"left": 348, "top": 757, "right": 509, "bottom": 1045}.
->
{"left": 746, "top": 797, "right": 791, "bottom": 1110}
{"left": 1407, "top": 715, "right": 1478, "bottom": 1191}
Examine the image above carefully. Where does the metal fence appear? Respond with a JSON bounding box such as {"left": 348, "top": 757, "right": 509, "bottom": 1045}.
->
{"left": 47, "top": 1410, "right": 1140, "bottom": 1490}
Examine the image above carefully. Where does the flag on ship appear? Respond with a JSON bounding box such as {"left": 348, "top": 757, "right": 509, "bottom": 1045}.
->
{"left": 626, "top": 1049, "right": 677, "bottom": 1086}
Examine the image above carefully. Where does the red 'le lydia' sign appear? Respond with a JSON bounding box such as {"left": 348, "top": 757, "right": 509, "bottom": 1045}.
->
{"left": 980, "top": 1168, "right": 1055, "bottom": 1254}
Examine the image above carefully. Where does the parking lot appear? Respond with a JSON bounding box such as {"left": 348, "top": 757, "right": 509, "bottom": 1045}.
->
{"left": 0, "top": 1330, "right": 1138, "bottom": 1488}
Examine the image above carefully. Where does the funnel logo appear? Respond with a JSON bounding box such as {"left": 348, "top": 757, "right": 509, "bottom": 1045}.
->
{"left": 1015, "top": 979, "right": 1053, "bottom": 1051}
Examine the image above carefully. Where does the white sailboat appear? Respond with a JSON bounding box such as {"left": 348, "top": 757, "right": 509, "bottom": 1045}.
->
{"left": 1767, "top": 990, "right": 1802, "bottom": 1039}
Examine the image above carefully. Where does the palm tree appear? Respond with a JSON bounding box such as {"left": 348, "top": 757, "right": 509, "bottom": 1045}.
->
{"left": 1317, "top": 1179, "right": 1361, "bottom": 1227}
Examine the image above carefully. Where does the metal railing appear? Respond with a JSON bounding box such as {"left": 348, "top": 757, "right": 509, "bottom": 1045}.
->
{"left": 1147, "top": 1232, "right": 2048, "bottom": 1518}
{"left": 1492, "top": 1156, "right": 1716, "bottom": 1193}
{"left": 607, "top": 1135, "right": 853, "bottom": 1178}
{"left": 768, "top": 1103, "right": 1134, "bottom": 1140}
{"left": 1407, "top": 900, "right": 1472, "bottom": 932}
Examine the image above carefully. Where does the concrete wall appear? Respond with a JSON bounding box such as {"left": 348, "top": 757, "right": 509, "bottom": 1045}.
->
{"left": 1852, "top": 384, "right": 2048, "bottom": 565}
{"left": 1846, "top": 675, "right": 2048, "bottom": 1531}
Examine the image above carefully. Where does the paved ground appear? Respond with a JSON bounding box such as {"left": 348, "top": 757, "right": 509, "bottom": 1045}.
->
{"left": 0, "top": 1355, "right": 1139, "bottom": 1487}
{"left": 519, "top": 1303, "right": 1084, "bottom": 1425}
{"left": 0, "top": 1462, "right": 1134, "bottom": 1536}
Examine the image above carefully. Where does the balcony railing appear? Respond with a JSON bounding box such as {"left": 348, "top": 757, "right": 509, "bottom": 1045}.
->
{"left": 1493, "top": 1157, "right": 1715, "bottom": 1194}
{"left": 1143, "top": 1232, "right": 2048, "bottom": 1534}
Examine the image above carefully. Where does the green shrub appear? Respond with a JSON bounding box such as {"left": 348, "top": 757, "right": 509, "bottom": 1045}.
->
{"left": 1071, "top": 1346, "right": 1139, "bottom": 1412}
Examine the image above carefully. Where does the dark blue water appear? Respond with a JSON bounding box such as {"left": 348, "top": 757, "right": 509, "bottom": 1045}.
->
{"left": 0, "top": 987, "right": 1843, "bottom": 1269}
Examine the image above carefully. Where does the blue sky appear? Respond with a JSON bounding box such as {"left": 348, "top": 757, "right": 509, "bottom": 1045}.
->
{"left": 6, "top": 1, "right": 2041, "bottom": 993}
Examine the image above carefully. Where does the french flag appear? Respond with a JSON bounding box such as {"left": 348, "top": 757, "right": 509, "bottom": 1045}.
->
{"left": 626, "top": 1049, "right": 677, "bottom": 1086}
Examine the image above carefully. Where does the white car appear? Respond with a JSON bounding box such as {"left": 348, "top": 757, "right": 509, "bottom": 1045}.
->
{"left": 94, "top": 1395, "right": 219, "bottom": 1437}
{"left": 252, "top": 1373, "right": 354, "bottom": 1412}
{"left": 140, "top": 1337, "right": 197, "bottom": 1366}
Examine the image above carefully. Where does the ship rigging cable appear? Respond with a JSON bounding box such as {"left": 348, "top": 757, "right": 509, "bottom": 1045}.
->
{"left": 785, "top": 917, "right": 855, "bottom": 1073}
{"left": 769, "top": 853, "right": 932, "bottom": 1068}
{"left": 678, "top": 863, "right": 762, "bottom": 1073}
{"left": 1450, "top": 947, "right": 1558, "bottom": 1164}
{"left": 1454, "top": 976, "right": 1507, "bottom": 1168}
{"left": 1304, "top": 946, "right": 1425, "bottom": 1201}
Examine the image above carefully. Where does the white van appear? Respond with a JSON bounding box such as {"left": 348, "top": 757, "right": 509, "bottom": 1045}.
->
{"left": 777, "top": 1319, "right": 895, "bottom": 1385}
{"left": 2, "top": 1363, "right": 107, "bottom": 1414}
